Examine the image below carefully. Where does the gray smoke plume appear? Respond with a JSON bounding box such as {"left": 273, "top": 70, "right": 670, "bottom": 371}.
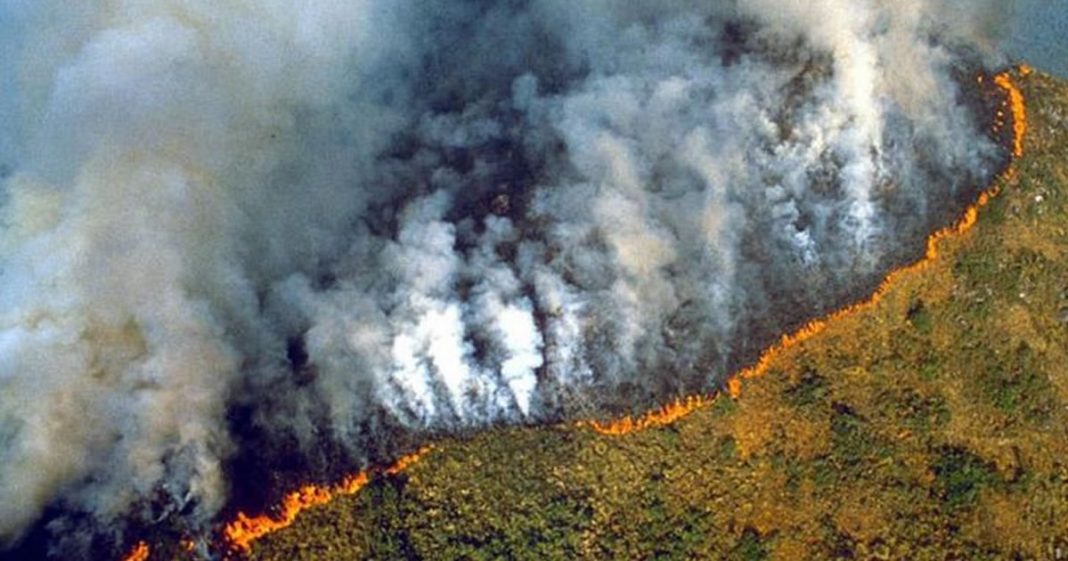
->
{"left": 0, "top": 0, "right": 1013, "bottom": 556}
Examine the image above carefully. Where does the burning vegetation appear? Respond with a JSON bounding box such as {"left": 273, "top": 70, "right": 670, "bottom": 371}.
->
{"left": 113, "top": 66, "right": 1054, "bottom": 561}
{"left": 235, "top": 67, "right": 1068, "bottom": 560}
{"left": 0, "top": 2, "right": 1045, "bottom": 559}
{"left": 221, "top": 447, "right": 431, "bottom": 554}
{"left": 583, "top": 67, "right": 1030, "bottom": 438}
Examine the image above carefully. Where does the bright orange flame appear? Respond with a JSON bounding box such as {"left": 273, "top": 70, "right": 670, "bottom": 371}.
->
{"left": 995, "top": 67, "right": 1029, "bottom": 157}
{"left": 222, "top": 446, "right": 431, "bottom": 554}
{"left": 581, "top": 395, "right": 714, "bottom": 435}
{"left": 121, "top": 541, "right": 150, "bottom": 561}
{"left": 584, "top": 68, "right": 1028, "bottom": 436}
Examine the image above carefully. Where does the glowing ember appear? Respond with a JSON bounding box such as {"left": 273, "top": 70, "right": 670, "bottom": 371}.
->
{"left": 583, "top": 68, "right": 1029, "bottom": 436}
{"left": 120, "top": 542, "right": 150, "bottom": 561}
{"left": 221, "top": 447, "right": 432, "bottom": 554}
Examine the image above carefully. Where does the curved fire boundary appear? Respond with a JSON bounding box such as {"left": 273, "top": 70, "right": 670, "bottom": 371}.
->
{"left": 120, "top": 66, "right": 1030, "bottom": 561}
{"left": 580, "top": 66, "right": 1030, "bottom": 436}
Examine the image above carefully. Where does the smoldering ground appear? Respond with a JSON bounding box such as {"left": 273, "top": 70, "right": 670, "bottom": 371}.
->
{"left": 0, "top": 1, "right": 1017, "bottom": 558}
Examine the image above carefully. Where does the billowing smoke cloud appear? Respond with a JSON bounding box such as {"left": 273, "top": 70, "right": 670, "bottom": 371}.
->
{"left": 0, "top": 0, "right": 1011, "bottom": 556}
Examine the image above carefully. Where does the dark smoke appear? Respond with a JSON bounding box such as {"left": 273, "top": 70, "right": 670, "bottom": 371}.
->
{"left": 0, "top": 1, "right": 1014, "bottom": 557}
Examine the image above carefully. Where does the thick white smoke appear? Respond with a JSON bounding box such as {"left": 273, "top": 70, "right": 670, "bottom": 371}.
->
{"left": 0, "top": 0, "right": 1011, "bottom": 556}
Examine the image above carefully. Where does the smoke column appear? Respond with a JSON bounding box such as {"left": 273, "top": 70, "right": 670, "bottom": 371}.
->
{"left": 0, "top": 0, "right": 1012, "bottom": 556}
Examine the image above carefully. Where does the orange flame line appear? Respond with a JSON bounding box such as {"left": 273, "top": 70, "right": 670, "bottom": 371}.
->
{"left": 583, "top": 67, "right": 1029, "bottom": 436}
{"left": 995, "top": 66, "right": 1030, "bottom": 157}
{"left": 578, "top": 394, "right": 714, "bottom": 436}
{"left": 221, "top": 446, "right": 432, "bottom": 554}
{"left": 120, "top": 541, "right": 150, "bottom": 561}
